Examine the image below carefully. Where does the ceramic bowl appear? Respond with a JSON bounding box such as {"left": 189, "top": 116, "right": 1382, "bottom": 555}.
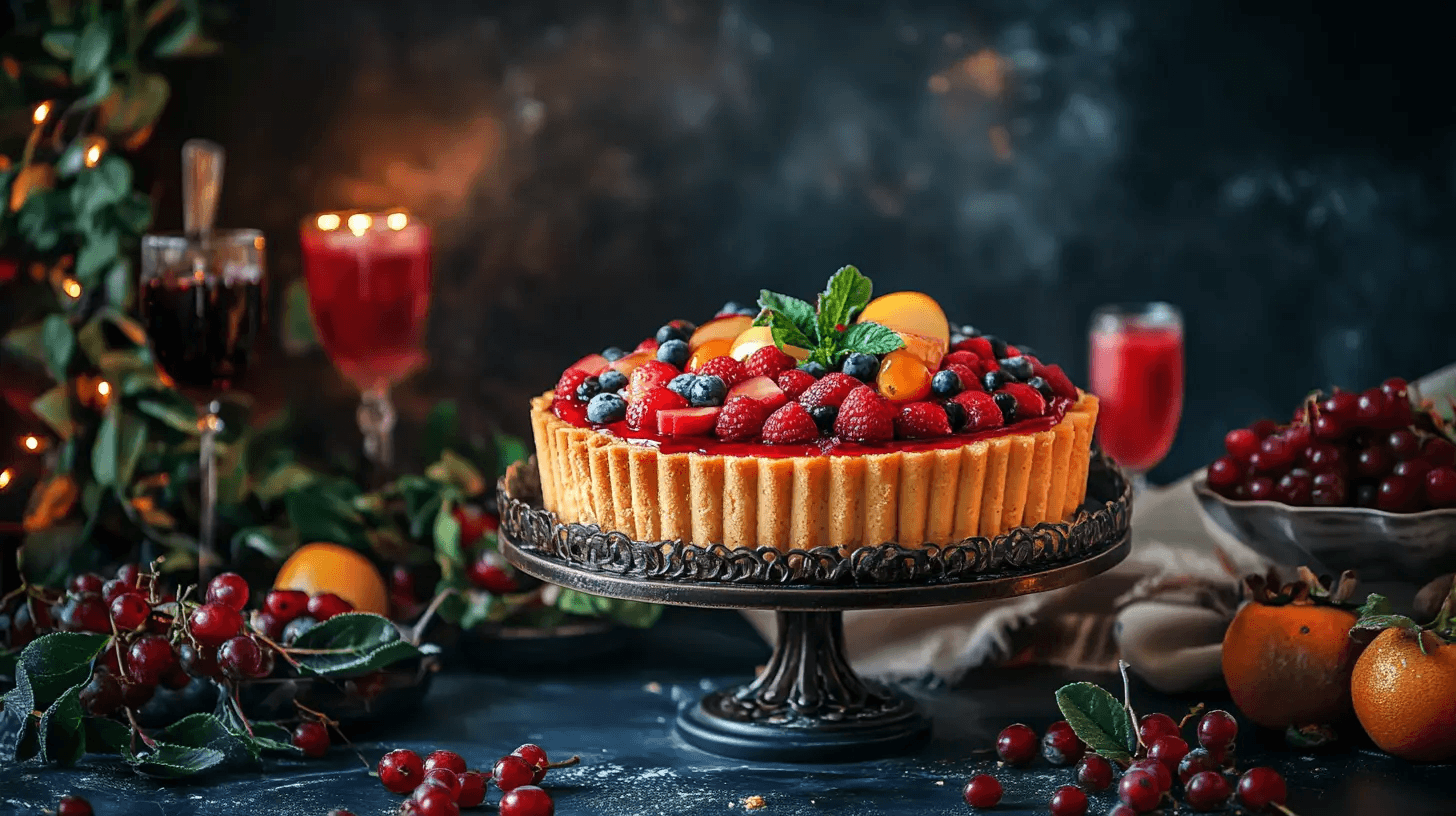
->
{"left": 1193, "top": 477, "right": 1456, "bottom": 582}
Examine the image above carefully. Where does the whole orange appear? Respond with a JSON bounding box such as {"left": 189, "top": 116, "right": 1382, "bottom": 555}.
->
{"left": 273, "top": 542, "right": 390, "bottom": 616}
{"left": 1222, "top": 601, "right": 1361, "bottom": 728}
{"left": 1351, "top": 628, "right": 1456, "bottom": 762}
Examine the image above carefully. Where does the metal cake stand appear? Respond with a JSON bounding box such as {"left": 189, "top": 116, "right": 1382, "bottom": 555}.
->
{"left": 497, "top": 454, "right": 1131, "bottom": 762}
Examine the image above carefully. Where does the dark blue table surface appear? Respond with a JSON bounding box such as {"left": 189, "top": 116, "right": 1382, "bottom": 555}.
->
{"left": 2, "top": 608, "right": 1452, "bottom": 816}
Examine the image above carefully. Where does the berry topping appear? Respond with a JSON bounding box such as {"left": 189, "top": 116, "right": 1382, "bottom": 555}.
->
{"left": 798, "top": 372, "right": 860, "bottom": 410}
{"left": 775, "top": 369, "right": 816, "bottom": 400}
{"left": 983, "top": 335, "right": 1009, "bottom": 358}
{"left": 951, "top": 391, "right": 1005, "bottom": 432}
{"left": 840, "top": 352, "right": 880, "bottom": 382}
{"left": 688, "top": 375, "right": 728, "bottom": 407}
{"left": 634, "top": 337, "right": 659, "bottom": 353}
{"left": 554, "top": 368, "right": 590, "bottom": 403}
{"left": 893, "top": 402, "right": 951, "bottom": 439}
{"left": 999, "top": 355, "right": 1034, "bottom": 381}
{"left": 943, "top": 400, "right": 967, "bottom": 431}
{"left": 657, "top": 407, "right": 721, "bottom": 437}
{"left": 602, "top": 346, "right": 625, "bottom": 361}
{"left": 573, "top": 376, "right": 602, "bottom": 402}
{"left": 625, "top": 360, "right": 681, "bottom": 403}
{"left": 762, "top": 402, "right": 821, "bottom": 444}
{"left": 626, "top": 387, "right": 689, "bottom": 431}
{"left": 962, "top": 774, "right": 1003, "bottom": 808}
{"left": 657, "top": 338, "right": 690, "bottom": 367}
{"left": 834, "top": 386, "right": 895, "bottom": 443}
{"left": 809, "top": 405, "right": 838, "bottom": 434}
{"left": 1039, "top": 363, "right": 1078, "bottom": 400}
{"left": 698, "top": 355, "right": 747, "bottom": 387}
{"left": 608, "top": 349, "right": 654, "bottom": 375}
{"left": 1001, "top": 382, "right": 1048, "bottom": 418}
{"left": 954, "top": 336, "right": 994, "bottom": 360}
{"left": 655, "top": 323, "right": 691, "bottom": 345}
{"left": 585, "top": 393, "right": 627, "bottom": 424}
{"left": 930, "top": 368, "right": 963, "bottom": 398}
{"left": 566, "top": 353, "right": 610, "bottom": 375}
{"left": 716, "top": 396, "right": 772, "bottom": 441}
{"left": 875, "top": 349, "right": 931, "bottom": 402}
{"left": 725, "top": 376, "right": 789, "bottom": 410}
{"left": 667, "top": 373, "right": 697, "bottom": 398}
{"left": 744, "top": 345, "right": 797, "bottom": 379}
{"left": 798, "top": 360, "right": 827, "bottom": 378}
{"left": 596, "top": 369, "right": 626, "bottom": 392}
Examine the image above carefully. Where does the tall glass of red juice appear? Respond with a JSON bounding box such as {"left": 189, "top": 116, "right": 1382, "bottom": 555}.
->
{"left": 301, "top": 210, "right": 431, "bottom": 479}
{"left": 1088, "top": 302, "right": 1184, "bottom": 491}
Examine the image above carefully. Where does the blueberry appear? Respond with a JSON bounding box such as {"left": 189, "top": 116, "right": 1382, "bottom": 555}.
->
{"left": 688, "top": 375, "right": 727, "bottom": 407}
{"left": 1015, "top": 344, "right": 1039, "bottom": 360}
{"left": 656, "top": 324, "right": 690, "bottom": 345}
{"left": 983, "top": 335, "right": 1009, "bottom": 359}
{"left": 720, "top": 301, "right": 756, "bottom": 317}
{"left": 810, "top": 405, "right": 838, "bottom": 434}
{"left": 993, "top": 391, "right": 1017, "bottom": 424}
{"left": 667, "top": 373, "right": 698, "bottom": 398}
{"left": 586, "top": 393, "right": 628, "bottom": 424}
{"left": 999, "top": 356, "right": 1034, "bottom": 381}
{"left": 799, "top": 361, "right": 827, "bottom": 378}
{"left": 841, "top": 353, "right": 879, "bottom": 382}
{"left": 944, "top": 400, "right": 968, "bottom": 432}
{"left": 957, "top": 324, "right": 982, "bottom": 338}
{"left": 931, "top": 369, "right": 963, "bottom": 398}
{"left": 981, "top": 369, "right": 1010, "bottom": 392}
{"left": 598, "top": 369, "right": 628, "bottom": 393}
{"left": 574, "top": 376, "right": 602, "bottom": 402}
{"left": 657, "top": 339, "right": 690, "bottom": 367}
{"left": 602, "top": 346, "right": 626, "bottom": 362}
{"left": 1028, "top": 376, "right": 1054, "bottom": 401}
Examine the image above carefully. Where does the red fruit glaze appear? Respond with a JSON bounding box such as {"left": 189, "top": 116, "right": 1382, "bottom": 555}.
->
{"left": 626, "top": 387, "right": 690, "bottom": 431}
{"left": 835, "top": 386, "right": 894, "bottom": 443}
{"left": 308, "top": 593, "right": 354, "bottom": 621}
{"left": 716, "top": 396, "right": 772, "bottom": 441}
{"left": 1039, "top": 363, "right": 1078, "bottom": 400}
{"left": 1049, "top": 785, "right": 1089, "bottom": 816}
{"left": 378, "top": 749, "right": 426, "bottom": 793}
{"left": 657, "top": 406, "right": 721, "bottom": 437}
{"left": 996, "top": 723, "right": 1038, "bottom": 765}
{"left": 894, "top": 402, "right": 951, "bottom": 439}
{"left": 762, "top": 402, "right": 820, "bottom": 444}
{"left": 1237, "top": 767, "right": 1288, "bottom": 810}
{"left": 962, "top": 774, "right": 1003, "bottom": 808}
{"left": 265, "top": 589, "right": 310, "bottom": 623}
{"left": 499, "top": 786, "right": 554, "bottom": 816}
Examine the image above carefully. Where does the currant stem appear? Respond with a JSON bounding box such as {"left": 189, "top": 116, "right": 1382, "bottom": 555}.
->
{"left": 252, "top": 632, "right": 302, "bottom": 668}
{"left": 229, "top": 685, "right": 255, "bottom": 738}
{"left": 1178, "top": 702, "right": 1207, "bottom": 731}
{"left": 124, "top": 707, "right": 157, "bottom": 749}
{"left": 544, "top": 755, "right": 581, "bottom": 770}
{"left": 1273, "top": 802, "right": 1303, "bottom": 816}
{"left": 409, "top": 587, "right": 458, "bottom": 645}
{"left": 1117, "top": 660, "right": 1142, "bottom": 751}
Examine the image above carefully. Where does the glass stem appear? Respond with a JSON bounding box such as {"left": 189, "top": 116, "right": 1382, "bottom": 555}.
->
{"left": 359, "top": 385, "right": 397, "bottom": 484}
{"left": 1129, "top": 471, "right": 1149, "bottom": 500}
{"left": 198, "top": 401, "right": 224, "bottom": 586}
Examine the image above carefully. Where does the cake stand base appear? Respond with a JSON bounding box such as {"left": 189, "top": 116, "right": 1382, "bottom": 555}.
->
{"left": 674, "top": 610, "right": 929, "bottom": 761}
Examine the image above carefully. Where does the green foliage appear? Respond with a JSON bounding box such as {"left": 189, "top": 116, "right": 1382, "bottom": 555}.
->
{"left": 754, "top": 265, "right": 904, "bottom": 366}
{"left": 288, "top": 613, "right": 424, "bottom": 677}
{"left": 1054, "top": 681, "right": 1137, "bottom": 763}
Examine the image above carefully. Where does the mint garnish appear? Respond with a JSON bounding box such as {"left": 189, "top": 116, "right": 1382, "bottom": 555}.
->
{"left": 753, "top": 265, "right": 905, "bottom": 366}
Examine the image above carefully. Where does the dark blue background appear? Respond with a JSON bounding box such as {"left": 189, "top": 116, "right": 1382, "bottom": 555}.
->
{"left": 154, "top": 0, "right": 1456, "bottom": 481}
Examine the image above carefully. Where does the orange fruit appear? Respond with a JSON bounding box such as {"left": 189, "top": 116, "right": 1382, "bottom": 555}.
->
{"left": 729, "top": 326, "right": 809, "bottom": 362}
{"left": 686, "top": 338, "right": 734, "bottom": 371}
{"left": 896, "top": 331, "right": 947, "bottom": 370}
{"left": 689, "top": 315, "right": 754, "bottom": 350}
{"left": 1221, "top": 600, "right": 1361, "bottom": 728}
{"left": 1351, "top": 628, "right": 1456, "bottom": 762}
{"left": 274, "top": 542, "right": 390, "bottom": 616}
{"left": 857, "top": 292, "right": 950, "bottom": 352}
{"left": 875, "top": 349, "right": 932, "bottom": 402}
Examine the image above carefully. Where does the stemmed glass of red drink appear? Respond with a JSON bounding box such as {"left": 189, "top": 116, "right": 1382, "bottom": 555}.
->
{"left": 1088, "top": 302, "right": 1185, "bottom": 493}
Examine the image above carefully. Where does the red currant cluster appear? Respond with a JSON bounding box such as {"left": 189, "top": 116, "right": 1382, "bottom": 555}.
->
{"left": 963, "top": 711, "right": 1290, "bottom": 814}
{"left": 249, "top": 587, "right": 354, "bottom": 643}
{"left": 1207, "top": 378, "right": 1456, "bottom": 511}
{"left": 376, "top": 744, "right": 572, "bottom": 816}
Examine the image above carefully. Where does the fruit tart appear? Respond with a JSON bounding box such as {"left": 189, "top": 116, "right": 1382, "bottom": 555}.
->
{"left": 529, "top": 266, "right": 1099, "bottom": 552}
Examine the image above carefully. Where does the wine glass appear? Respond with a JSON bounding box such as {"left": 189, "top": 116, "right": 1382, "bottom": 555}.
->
{"left": 138, "top": 229, "right": 265, "bottom": 580}
{"left": 1088, "top": 302, "right": 1184, "bottom": 493}
{"left": 299, "top": 210, "right": 431, "bottom": 482}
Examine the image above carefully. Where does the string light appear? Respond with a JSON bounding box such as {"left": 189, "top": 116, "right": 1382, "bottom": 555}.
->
{"left": 346, "top": 213, "right": 372, "bottom": 236}
{"left": 97, "top": 381, "right": 111, "bottom": 397}
{"left": 316, "top": 213, "right": 341, "bottom": 231}
{"left": 84, "top": 142, "right": 103, "bottom": 168}
{"left": 0, "top": 469, "right": 11, "bottom": 490}
{"left": 22, "top": 435, "right": 42, "bottom": 452}
{"left": 386, "top": 212, "right": 409, "bottom": 231}
{"left": 32, "top": 102, "right": 51, "bottom": 125}
{"left": 62, "top": 278, "right": 82, "bottom": 299}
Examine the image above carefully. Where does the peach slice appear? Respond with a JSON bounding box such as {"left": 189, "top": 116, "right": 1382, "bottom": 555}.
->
{"left": 857, "top": 292, "right": 950, "bottom": 356}
{"left": 727, "top": 376, "right": 788, "bottom": 410}
{"left": 876, "top": 349, "right": 932, "bottom": 402}
{"left": 568, "top": 354, "right": 610, "bottom": 375}
{"left": 729, "top": 326, "right": 810, "bottom": 363}
{"left": 686, "top": 337, "right": 735, "bottom": 372}
{"left": 897, "top": 331, "right": 948, "bottom": 370}
{"left": 657, "top": 406, "right": 721, "bottom": 437}
{"left": 689, "top": 315, "right": 754, "bottom": 351}
{"left": 607, "top": 350, "right": 655, "bottom": 376}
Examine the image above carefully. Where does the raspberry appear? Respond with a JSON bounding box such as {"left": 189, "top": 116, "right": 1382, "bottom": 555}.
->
{"left": 762, "top": 402, "right": 821, "bottom": 444}
{"left": 625, "top": 360, "right": 681, "bottom": 403}
{"left": 952, "top": 390, "right": 1006, "bottom": 431}
{"left": 716, "top": 396, "right": 771, "bottom": 441}
{"left": 798, "top": 372, "right": 861, "bottom": 410}
{"left": 774, "top": 369, "right": 817, "bottom": 400}
{"left": 952, "top": 336, "right": 995, "bottom": 359}
{"left": 942, "top": 350, "right": 983, "bottom": 371}
{"left": 744, "top": 346, "right": 796, "bottom": 379}
{"left": 1002, "top": 382, "right": 1048, "bottom": 418}
{"left": 894, "top": 402, "right": 951, "bottom": 439}
{"left": 1038, "top": 363, "right": 1078, "bottom": 400}
{"left": 943, "top": 362, "right": 979, "bottom": 386}
{"left": 697, "top": 356, "right": 747, "bottom": 387}
{"left": 834, "top": 385, "right": 894, "bottom": 443}
{"left": 626, "top": 387, "right": 689, "bottom": 431}
{"left": 554, "top": 368, "right": 590, "bottom": 402}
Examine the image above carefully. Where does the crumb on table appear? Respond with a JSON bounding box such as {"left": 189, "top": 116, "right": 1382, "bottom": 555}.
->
{"left": 743, "top": 795, "right": 766, "bottom": 810}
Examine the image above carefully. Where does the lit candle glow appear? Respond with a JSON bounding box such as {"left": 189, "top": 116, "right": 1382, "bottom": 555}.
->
{"left": 317, "top": 213, "right": 342, "bottom": 231}
{"left": 84, "top": 143, "right": 103, "bottom": 167}
{"left": 32, "top": 102, "right": 51, "bottom": 125}
{"left": 62, "top": 278, "right": 82, "bottom": 298}
{"left": 0, "top": 468, "right": 11, "bottom": 490}
{"left": 386, "top": 212, "right": 409, "bottom": 231}
{"left": 22, "top": 435, "right": 42, "bottom": 452}
{"left": 346, "top": 213, "right": 372, "bottom": 236}
{"left": 97, "top": 381, "right": 111, "bottom": 397}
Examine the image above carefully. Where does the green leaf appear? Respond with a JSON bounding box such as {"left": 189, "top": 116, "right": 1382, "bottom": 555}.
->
{"left": 113, "top": 191, "right": 153, "bottom": 234}
{"left": 84, "top": 715, "right": 131, "bottom": 754}
{"left": 279, "top": 278, "right": 320, "bottom": 354}
{"left": 284, "top": 482, "right": 369, "bottom": 550}
{"left": 75, "top": 229, "right": 120, "bottom": 286}
{"left": 48, "top": 0, "right": 75, "bottom": 26}
{"left": 2, "top": 633, "right": 109, "bottom": 720}
{"left": 116, "top": 412, "right": 149, "bottom": 487}
{"left": 435, "top": 579, "right": 504, "bottom": 629}
{"left": 288, "top": 613, "right": 422, "bottom": 677}
{"left": 98, "top": 72, "right": 170, "bottom": 136}
{"left": 92, "top": 408, "right": 118, "bottom": 486}
{"left": 1352, "top": 614, "right": 1418, "bottom": 633}
{"left": 763, "top": 310, "right": 815, "bottom": 353}
{"left": 42, "top": 314, "right": 76, "bottom": 382}
{"left": 162, "top": 713, "right": 254, "bottom": 766}
{"left": 231, "top": 526, "right": 296, "bottom": 562}
{"left": 42, "top": 30, "right": 78, "bottom": 60}
{"left": 434, "top": 500, "right": 463, "bottom": 578}
{"left": 37, "top": 683, "right": 88, "bottom": 765}
{"left": 18, "top": 191, "right": 69, "bottom": 252}
{"left": 755, "top": 290, "right": 818, "bottom": 343}
{"left": 136, "top": 396, "right": 199, "bottom": 435}
{"left": 71, "top": 20, "right": 111, "bottom": 83}
{"left": 155, "top": 15, "right": 218, "bottom": 57}
{"left": 125, "top": 742, "right": 227, "bottom": 778}
{"left": 104, "top": 261, "right": 130, "bottom": 308}
{"left": 252, "top": 462, "right": 318, "bottom": 504}
{"left": 1358, "top": 593, "right": 1393, "bottom": 618}
{"left": 815, "top": 265, "right": 873, "bottom": 345}
{"left": 495, "top": 433, "right": 529, "bottom": 480}
{"left": 242, "top": 721, "right": 300, "bottom": 755}
{"left": 3, "top": 321, "right": 48, "bottom": 364}
{"left": 422, "top": 401, "right": 459, "bottom": 464}
{"left": 31, "top": 385, "right": 78, "bottom": 439}
{"left": 77, "top": 68, "right": 112, "bottom": 108}
{"left": 1054, "top": 682, "right": 1137, "bottom": 762}
{"left": 838, "top": 321, "right": 904, "bottom": 359}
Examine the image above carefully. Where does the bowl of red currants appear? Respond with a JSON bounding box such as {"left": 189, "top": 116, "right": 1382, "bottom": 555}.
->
{"left": 1195, "top": 378, "right": 1456, "bottom": 582}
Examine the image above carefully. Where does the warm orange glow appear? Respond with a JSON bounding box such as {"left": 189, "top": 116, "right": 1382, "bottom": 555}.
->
{"left": 347, "top": 213, "right": 372, "bottom": 235}
{"left": 22, "top": 435, "right": 42, "bottom": 452}
{"left": 84, "top": 143, "right": 103, "bottom": 167}
{"left": 386, "top": 212, "right": 408, "bottom": 231}
{"left": 0, "top": 469, "right": 11, "bottom": 490}
{"left": 927, "top": 74, "right": 950, "bottom": 94}
{"left": 963, "top": 49, "right": 1006, "bottom": 98}
{"left": 62, "top": 278, "right": 82, "bottom": 298}
{"left": 989, "top": 125, "right": 1013, "bottom": 162}
{"left": 97, "top": 381, "right": 111, "bottom": 397}
{"left": 33, "top": 102, "right": 51, "bottom": 125}
{"left": 316, "top": 213, "right": 342, "bottom": 231}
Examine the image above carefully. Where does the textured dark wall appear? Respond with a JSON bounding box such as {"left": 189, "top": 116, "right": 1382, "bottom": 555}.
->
{"left": 152, "top": 0, "right": 1456, "bottom": 480}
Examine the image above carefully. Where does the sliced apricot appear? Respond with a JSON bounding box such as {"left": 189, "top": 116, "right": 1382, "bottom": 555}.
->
{"left": 858, "top": 292, "right": 950, "bottom": 355}
{"left": 729, "top": 326, "right": 810, "bottom": 362}
{"left": 687, "top": 338, "right": 735, "bottom": 372}
{"left": 876, "top": 349, "right": 932, "bottom": 402}
{"left": 897, "top": 331, "right": 948, "bottom": 370}
{"left": 608, "top": 350, "right": 654, "bottom": 376}
{"left": 689, "top": 315, "right": 754, "bottom": 350}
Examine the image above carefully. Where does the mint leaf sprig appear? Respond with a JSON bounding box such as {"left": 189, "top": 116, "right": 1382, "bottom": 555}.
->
{"left": 752, "top": 265, "right": 904, "bottom": 367}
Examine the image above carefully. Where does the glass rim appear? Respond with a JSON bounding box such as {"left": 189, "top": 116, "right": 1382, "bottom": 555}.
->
{"left": 1090, "top": 301, "right": 1182, "bottom": 329}
{"left": 143, "top": 229, "right": 265, "bottom": 245}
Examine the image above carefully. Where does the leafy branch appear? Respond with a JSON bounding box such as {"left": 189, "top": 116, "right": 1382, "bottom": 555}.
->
{"left": 752, "top": 265, "right": 904, "bottom": 367}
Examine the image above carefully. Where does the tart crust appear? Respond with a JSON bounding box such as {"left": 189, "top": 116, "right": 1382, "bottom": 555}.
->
{"left": 529, "top": 391, "right": 1099, "bottom": 552}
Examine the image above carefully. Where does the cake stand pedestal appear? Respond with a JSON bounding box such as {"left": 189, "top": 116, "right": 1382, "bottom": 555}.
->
{"left": 498, "top": 455, "right": 1131, "bottom": 762}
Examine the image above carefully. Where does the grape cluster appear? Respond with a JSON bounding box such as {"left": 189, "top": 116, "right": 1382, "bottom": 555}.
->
{"left": 1207, "top": 378, "right": 1456, "bottom": 512}
{"left": 964, "top": 711, "right": 1289, "bottom": 814}
{"left": 377, "top": 744, "right": 569, "bottom": 816}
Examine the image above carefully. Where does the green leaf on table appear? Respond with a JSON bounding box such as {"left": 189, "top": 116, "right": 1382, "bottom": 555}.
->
{"left": 84, "top": 715, "right": 131, "bottom": 754}
{"left": 37, "top": 683, "right": 88, "bottom": 765}
{"left": 70, "top": 20, "right": 110, "bottom": 83}
{"left": 554, "top": 590, "right": 662, "bottom": 629}
{"left": 1054, "top": 681, "right": 1137, "bottom": 762}
{"left": 815, "top": 265, "right": 874, "bottom": 348}
{"left": 124, "top": 742, "right": 228, "bottom": 778}
{"left": 162, "top": 713, "right": 256, "bottom": 766}
{"left": 288, "top": 613, "right": 422, "bottom": 677}
{"left": 3, "top": 632, "right": 108, "bottom": 713}
{"left": 42, "top": 314, "right": 75, "bottom": 382}
{"left": 244, "top": 721, "right": 300, "bottom": 755}
{"left": 433, "top": 500, "right": 463, "bottom": 578}
{"left": 754, "top": 290, "right": 817, "bottom": 341}
{"left": 839, "top": 321, "right": 905, "bottom": 360}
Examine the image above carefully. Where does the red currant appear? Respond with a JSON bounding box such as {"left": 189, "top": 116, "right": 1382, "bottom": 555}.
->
{"left": 1108, "top": 807, "right": 1138, "bottom": 816}
{"left": 1427, "top": 467, "right": 1456, "bottom": 508}
{"left": 493, "top": 754, "right": 536, "bottom": 791}
{"left": 1311, "top": 472, "right": 1349, "bottom": 506}
{"left": 1186, "top": 770, "right": 1232, "bottom": 811}
{"left": 127, "top": 635, "right": 176, "bottom": 686}
{"left": 1049, "top": 785, "right": 1088, "bottom": 816}
{"left": 79, "top": 670, "right": 123, "bottom": 717}
{"left": 1237, "top": 767, "right": 1288, "bottom": 811}
{"left": 206, "top": 572, "right": 250, "bottom": 611}
{"left": 1311, "top": 413, "right": 1343, "bottom": 441}
{"left": 1249, "top": 419, "right": 1279, "bottom": 437}
{"left": 189, "top": 603, "right": 243, "bottom": 646}
{"left": 1137, "top": 713, "right": 1180, "bottom": 746}
{"left": 1148, "top": 735, "right": 1189, "bottom": 771}
{"left": 161, "top": 665, "right": 192, "bottom": 690}
{"left": 179, "top": 642, "right": 222, "bottom": 678}
{"left": 115, "top": 563, "right": 143, "bottom": 588}
{"left": 1178, "top": 748, "right": 1221, "bottom": 784}
{"left": 1245, "top": 476, "right": 1275, "bottom": 500}
{"left": 63, "top": 596, "right": 111, "bottom": 634}
{"left": 1378, "top": 474, "right": 1421, "bottom": 512}
{"left": 307, "top": 593, "right": 354, "bottom": 621}
{"left": 326, "top": 811, "right": 356, "bottom": 816}
{"left": 1356, "top": 445, "right": 1393, "bottom": 478}
{"left": 1041, "top": 720, "right": 1085, "bottom": 765}
{"left": 1117, "top": 769, "right": 1160, "bottom": 812}
{"left": 1129, "top": 758, "right": 1170, "bottom": 793}
{"left": 457, "top": 771, "right": 488, "bottom": 807}
{"left": 1382, "top": 377, "right": 1409, "bottom": 400}
{"left": 468, "top": 554, "right": 519, "bottom": 595}
{"left": 1356, "top": 389, "right": 1387, "bottom": 424}
{"left": 419, "top": 767, "right": 461, "bottom": 800}
{"left": 265, "top": 589, "right": 310, "bottom": 622}
{"left": 1074, "top": 754, "right": 1114, "bottom": 791}
{"left": 219, "top": 635, "right": 267, "bottom": 680}
{"left": 962, "top": 774, "right": 1003, "bottom": 808}
{"left": 1197, "top": 710, "right": 1238, "bottom": 752}
{"left": 57, "top": 796, "right": 93, "bottom": 816}
{"left": 1424, "top": 437, "right": 1456, "bottom": 468}
{"left": 109, "top": 593, "right": 150, "bottom": 631}
{"left": 102, "top": 579, "right": 134, "bottom": 605}
{"left": 514, "top": 743, "right": 549, "bottom": 782}
{"left": 995, "top": 723, "right": 1038, "bottom": 765}
{"left": 411, "top": 785, "right": 460, "bottom": 816}
{"left": 1321, "top": 391, "right": 1356, "bottom": 420}
{"left": 499, "top": 786, "right": 554, "bottom": 816}
{"left": 1275, "top": 471, "right": 1313, "bottom": 505}
{"left": 69, "top": 573, "right": 104, "bottom": 595}
{"left": 1206, "top": 456, "right": 1243, "bottom": 492}
{"left": 1387, "top": 430, "right": 1421, "bottom": 460}
{"left": 425, "top": 749, "right": 468, "bottom": 774}
{"left": 253, "top": 611, "right": 286, "bottom": 641}
{"left": 378, "top": 749, "right": 426, "bottom": 793}
{"left": 1224, "top": 428, "right": 1260, "bottom": 462}
{"left": 1258, "top": 435, "right": 1296, "bottom": 470}
{"left": 292, "top": 721, "right": 330, "bottom": 758}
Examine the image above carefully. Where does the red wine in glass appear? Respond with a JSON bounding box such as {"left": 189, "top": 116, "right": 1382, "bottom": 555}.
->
{"left": 140, "top": 277, "right": 262, "bottom": 392}
{"left": 1089, "top": 303, "right": 1184, "bottom": 489}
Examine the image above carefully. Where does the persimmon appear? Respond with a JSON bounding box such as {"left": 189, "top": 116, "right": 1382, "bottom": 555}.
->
{"left": 1351, "top": 602, "right": 1456, "bottom": 762}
